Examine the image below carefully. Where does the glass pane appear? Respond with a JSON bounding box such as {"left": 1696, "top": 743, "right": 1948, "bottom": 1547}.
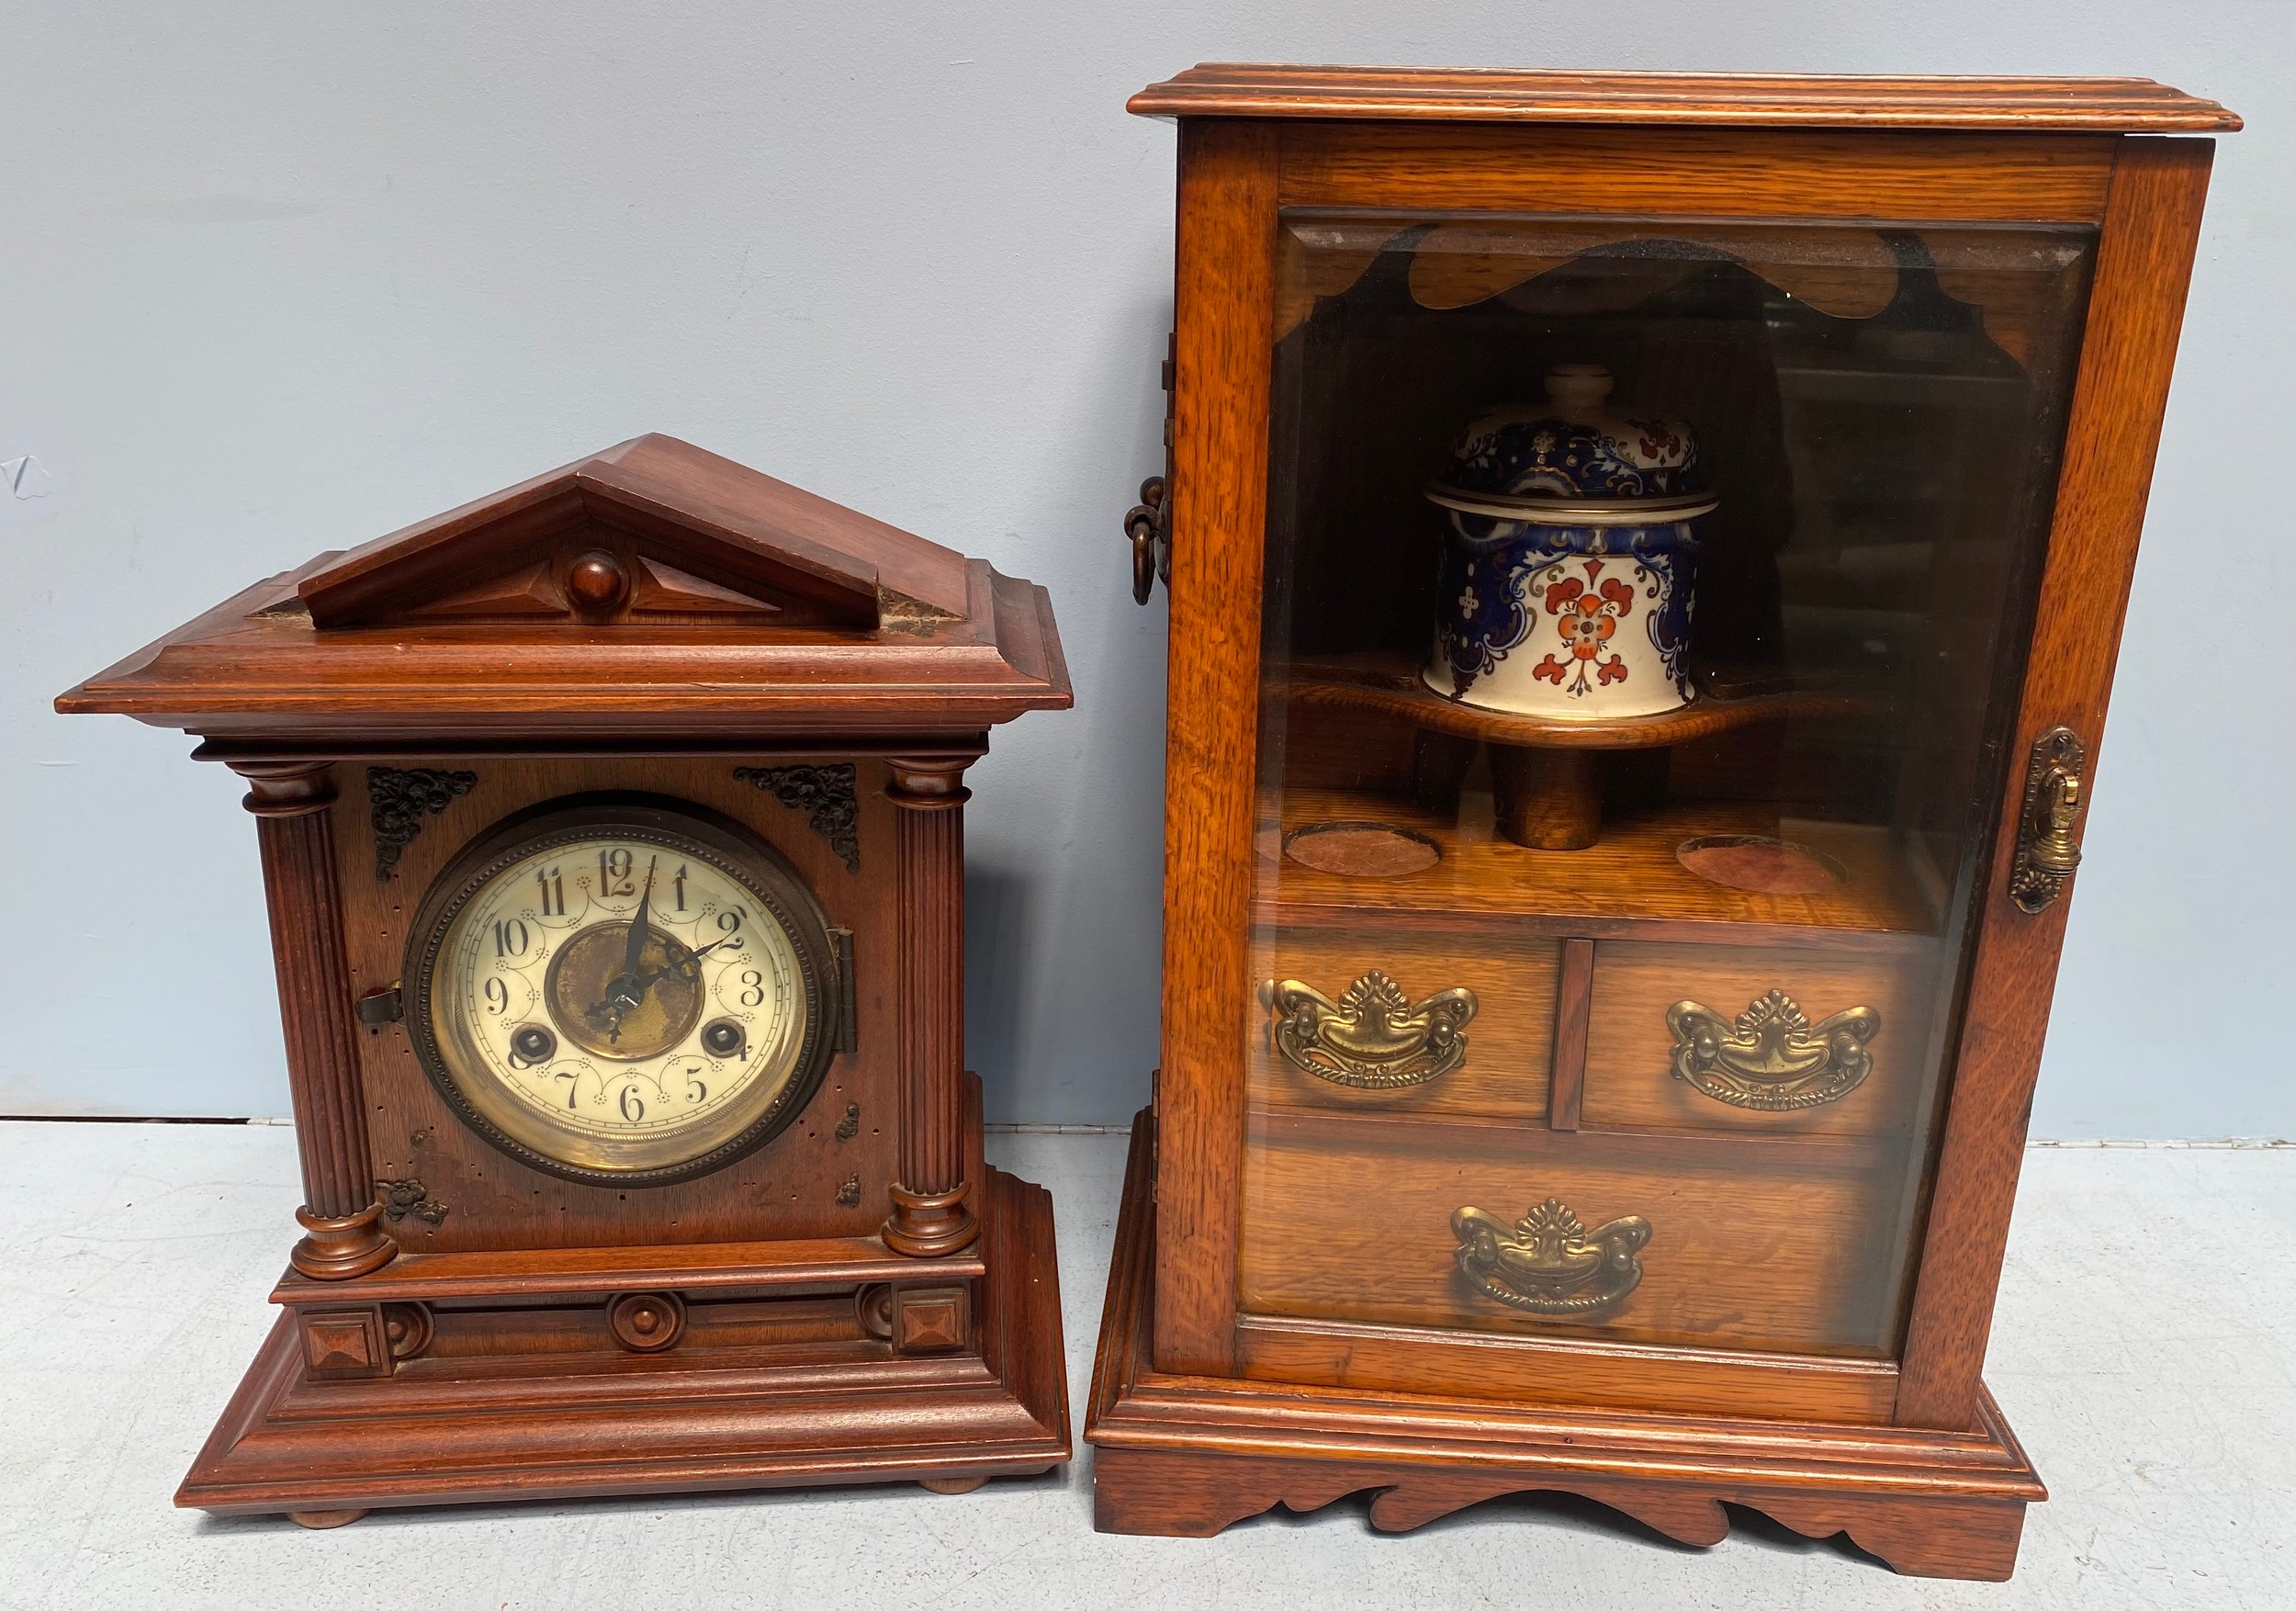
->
{"left": 1240, "top": 212, "right": 2093, "bottom": 1359}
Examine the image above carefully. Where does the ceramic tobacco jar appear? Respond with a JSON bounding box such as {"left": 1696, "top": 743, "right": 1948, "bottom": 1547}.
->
{"left": 1424, "top": 364, "right": 1714, "bottom": 720}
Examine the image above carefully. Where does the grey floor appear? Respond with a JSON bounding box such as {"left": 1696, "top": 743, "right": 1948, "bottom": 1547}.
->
{"left": 0, "top": 1121, "right": 2289, "bottom": 1611}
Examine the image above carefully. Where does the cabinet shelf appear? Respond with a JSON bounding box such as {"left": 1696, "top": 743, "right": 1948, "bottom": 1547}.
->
{"left": 1270, "top": 652, "right": 1870, "bottom": 751}
{"left": 1260, "top": 784, "right": 1939, "bottom": 947}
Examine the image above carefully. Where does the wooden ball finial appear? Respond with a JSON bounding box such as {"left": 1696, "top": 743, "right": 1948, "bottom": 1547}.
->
{"left": 567, "top": 550, "right": 629, "bottom": 612}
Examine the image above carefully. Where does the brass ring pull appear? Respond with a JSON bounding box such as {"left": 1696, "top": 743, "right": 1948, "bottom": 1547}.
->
{"left": 1667, "top": 989, "right": 1879, "bottom": 1110}
{"left": 1261, "top": 971, "right": 1478, "bottom": 1088}
{"left": 1124, "top": 476, "right": 1169, "bottom": 605}
{"left": 1453, "top": 1198, "right": 1649, "bottom": 1317}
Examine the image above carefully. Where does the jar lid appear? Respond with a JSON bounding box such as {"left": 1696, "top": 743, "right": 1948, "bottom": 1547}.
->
{"left": 1426, "top": 364, "right": 1717, "bottom": 524}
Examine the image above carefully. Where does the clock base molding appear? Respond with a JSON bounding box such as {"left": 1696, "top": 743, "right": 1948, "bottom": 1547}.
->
{"left": 1085, "top": 1115, "right": 2043, "bottom": 1583}
{"left": 177, "top": 1163, "right": 1069, "bottom": 1519}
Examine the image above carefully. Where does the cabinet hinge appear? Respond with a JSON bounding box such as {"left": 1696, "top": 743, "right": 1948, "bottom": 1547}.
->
{"left": 832, "top": 929, "right": 858, "bottom": 1053}
{"left": 355, "top": 985, "right": 403, "bottom": 1026}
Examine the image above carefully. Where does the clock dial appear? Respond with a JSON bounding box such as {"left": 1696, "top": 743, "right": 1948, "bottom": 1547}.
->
{"left": 406, "top": 799, "right": 838, "bottom": 1185}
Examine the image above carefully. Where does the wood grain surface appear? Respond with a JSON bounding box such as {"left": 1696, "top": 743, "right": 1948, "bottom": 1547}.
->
{"left": 1892, "top": 138, "right": 2219, "bottom": 1431}
{"left": 1264, "top": 786, "right": 1939, "bottom": 942}
{"left": 1548, "top": 938, "right": 1595, "bottom": 1132}
{"left": 184, "top": 1162, "right": 1068, "bottom": 1515}
{"left": 1087, "top": 1110, "right": 2043, "bottom": 1577}
{"left": 1239, "top": 1109, "right": 1908, "bottom": 1356}
{"left": 1236, "top": 1312, "right": 1899, "bottom": 1424}
{"left": 1131, "top": 63, "right": 2239, "bottom": 131}
{"left": 336, "top": 756, "right": 899, "bottom": 1253}
{"left": 1115, "top": 73, "right": 2231, "bottom": 1576}
{"left": 1275, "top": 124, "right": 2122, "bottom": 223}
{"left": 1272, "top": 652, "right": 1867, "bottom": 749}
{"left": 1247, "top": 923, "right": 1559, "bottom": 1122}
{"left": 59, "top": 431, "right": 1077, "bottom": 1515}
{"left": 53, "top": 437, "right": 1072, "bottom": 745}
{"left": 1581, "top": 939, "right": 1942, "bottom": 1141}
{"left": 1154, "top": 118, "right": 1278, "bottom": 1375}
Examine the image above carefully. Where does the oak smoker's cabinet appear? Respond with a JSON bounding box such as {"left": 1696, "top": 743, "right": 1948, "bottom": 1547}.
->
{"left": 1087, "top": 66, "right": 2238, "bottom": 1580}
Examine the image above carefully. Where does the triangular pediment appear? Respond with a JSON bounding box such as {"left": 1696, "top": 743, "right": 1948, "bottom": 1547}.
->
{"left": 296, "top": 435, "right": 971, "bottom": 632}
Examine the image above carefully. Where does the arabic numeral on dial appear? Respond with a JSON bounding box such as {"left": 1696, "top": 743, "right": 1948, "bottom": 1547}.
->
{"left": 492, "top": 918, "right": 531, "bottom": 958}
{"left": 673, "top": 863, "right": 689, "bottom": 912}
{"left": 556, "top": 1071, "right": 579, "bottom": 1109}
{"left": 483, "top": 976, "right": 510, "bottom": 1015}
{"left": 682, "top": 1064, "right": 707, "bottom": 1104}
{"left": 619, "top": 1087, "right": 647, "bottom": 1123}
{"left": 535, "top": 865, "right": 565, "bottom": 917}
{"left": 601, "top": 847, "right": 636, "bottom": 898}
{"left": 737, "top": 969, "right": 765, "bottom": 1008}
{"left": 716, "top": 906, "right": 746, "bottom": 948}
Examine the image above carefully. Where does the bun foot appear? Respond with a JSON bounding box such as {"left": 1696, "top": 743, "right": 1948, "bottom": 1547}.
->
{"left": 287, "top": 1507, "right": 367, "bottom": 1529}
{"left": 919, "top": 1476, "right": 988, "bottom": 1494}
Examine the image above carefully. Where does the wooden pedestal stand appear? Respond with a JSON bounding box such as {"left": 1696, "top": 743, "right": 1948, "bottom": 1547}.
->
{"left": 1276, "top": 655, "right": 1860, "bottom": 851}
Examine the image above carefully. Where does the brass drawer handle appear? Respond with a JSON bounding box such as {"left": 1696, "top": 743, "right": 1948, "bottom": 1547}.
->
{"left": 2009, "top": 726, "right": 2087, "bottom": 913}
{"left": 1453, "top": 1197, "right": 1649, "bottom": 1317}
{"left": 1666, "top": 989, "right": 1880, "bottom": 1110}
{"left": 1261, "top": 971, "right": 1478, "bottom": 1089}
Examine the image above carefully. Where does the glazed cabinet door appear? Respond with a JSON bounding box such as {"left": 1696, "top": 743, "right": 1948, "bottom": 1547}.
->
{"left": 1154, "top": 120, "right": 2214, "bottom": 1426}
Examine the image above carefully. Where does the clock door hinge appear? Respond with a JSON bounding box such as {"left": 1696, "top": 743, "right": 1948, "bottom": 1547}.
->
{"left": 355, "top": 984, "right": 403, "bottom": 1027}
{"left": 832, "top": 928, "right": 858, "bottom": 1054}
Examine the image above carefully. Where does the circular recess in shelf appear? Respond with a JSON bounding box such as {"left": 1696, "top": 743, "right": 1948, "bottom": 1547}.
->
{"left": 1283, "top": 821, "right": 1442, "bottom": 879}
{"left": 1675, "top": 834, "right": 1845, "bottom": 895}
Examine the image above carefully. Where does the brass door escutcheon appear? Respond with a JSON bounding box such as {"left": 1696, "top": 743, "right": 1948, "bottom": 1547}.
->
{"left": 1261, "top": 971, "right": 1478, "bottom": 1088}
{"left": 1667, "top": 989, "right": 1880, "bottom": 1110}
{"left": 1453, "top": 1197, "right": 1649, "bottom": 1317}
{"left": 2009, "top": 726, "right": 2088, "bottom": 914}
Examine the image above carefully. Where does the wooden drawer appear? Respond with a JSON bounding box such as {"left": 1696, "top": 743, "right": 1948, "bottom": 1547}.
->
{"left": 1581, "top": 940, "right": 1943, "bottom": 1139}
{"left": 1239, "top": 1110, "right": 1910, "bottom": 1357}
{"left": 1249, "top": 923, "right": 1557, "bottom": 1121}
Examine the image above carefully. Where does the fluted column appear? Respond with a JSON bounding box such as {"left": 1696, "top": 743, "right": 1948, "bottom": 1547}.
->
{"left": 232, "top": 760, "right": 395, "bottom": 1280}
{"left": 880, "top": 756, "right": 977, "bottom": 1256}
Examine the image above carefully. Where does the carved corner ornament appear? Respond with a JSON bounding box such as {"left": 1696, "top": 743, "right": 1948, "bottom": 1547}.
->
{"left": 735, "top": 763, "right": 860, "bottom": 873}
{"left": 2009, "top": 726, "right": 2088, "bottom": 914}
{"left": 377, "top": 1177, "right": 448, "bottom": 1226}
{"left": 1666, "top": 989, "right": 1881, "bottom": 1111}
{"left": 1261, "top": 971, "right": 1478, "bottom": 1089}
{"left": 367, "top": 767, "right": 478, "bottom": 881}
{"left": 1453, "top": 1197, "right": 1650, "bottom": 1317}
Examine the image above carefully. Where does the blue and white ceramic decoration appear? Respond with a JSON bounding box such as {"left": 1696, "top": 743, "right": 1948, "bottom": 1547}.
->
{"left": 1424, "top": 364, "right": 1716, "bottom": 721}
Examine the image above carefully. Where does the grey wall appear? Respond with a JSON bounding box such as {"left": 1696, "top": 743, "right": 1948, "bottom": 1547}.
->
{"left": 3, "top": 3, "right": 2289, "bottom": 1136}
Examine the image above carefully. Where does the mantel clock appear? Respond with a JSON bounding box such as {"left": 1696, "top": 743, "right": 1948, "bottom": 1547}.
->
{"left": 1089, "top": 64, "right": 2237, "bottom": 1580}
{"left": 60, "top": 434, "right": 1073, "bottom": 1521}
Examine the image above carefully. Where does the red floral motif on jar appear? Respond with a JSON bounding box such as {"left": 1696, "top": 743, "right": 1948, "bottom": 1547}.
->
{"left": 1532, "top": 559, "right": 1635, "bottom": 696}
{"left": 1632, "top": 420, "right": 1685, "bottom": 463}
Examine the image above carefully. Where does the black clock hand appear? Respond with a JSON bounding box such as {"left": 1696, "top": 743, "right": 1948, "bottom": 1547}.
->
{"left": 631, "top": 935, "right": 735, "bottom": 989}
{"left": 591, "top": 856, "right": 663, "bottom": 1044}
{"left": 621, "top": 855, "right": 658, "bottom": 980}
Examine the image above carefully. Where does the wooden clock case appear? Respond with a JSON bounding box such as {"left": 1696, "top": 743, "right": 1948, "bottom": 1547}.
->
{"left": 1086, "top": 66, "right": 2237, "bottom": 1580}
{"left": 59, "top": 434, "right": 1073, "bottom": 1521}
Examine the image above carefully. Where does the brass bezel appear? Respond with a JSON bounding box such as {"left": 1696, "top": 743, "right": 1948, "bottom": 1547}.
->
{"left": 403, "top": 793, "right": 840, "bottom": 1188}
